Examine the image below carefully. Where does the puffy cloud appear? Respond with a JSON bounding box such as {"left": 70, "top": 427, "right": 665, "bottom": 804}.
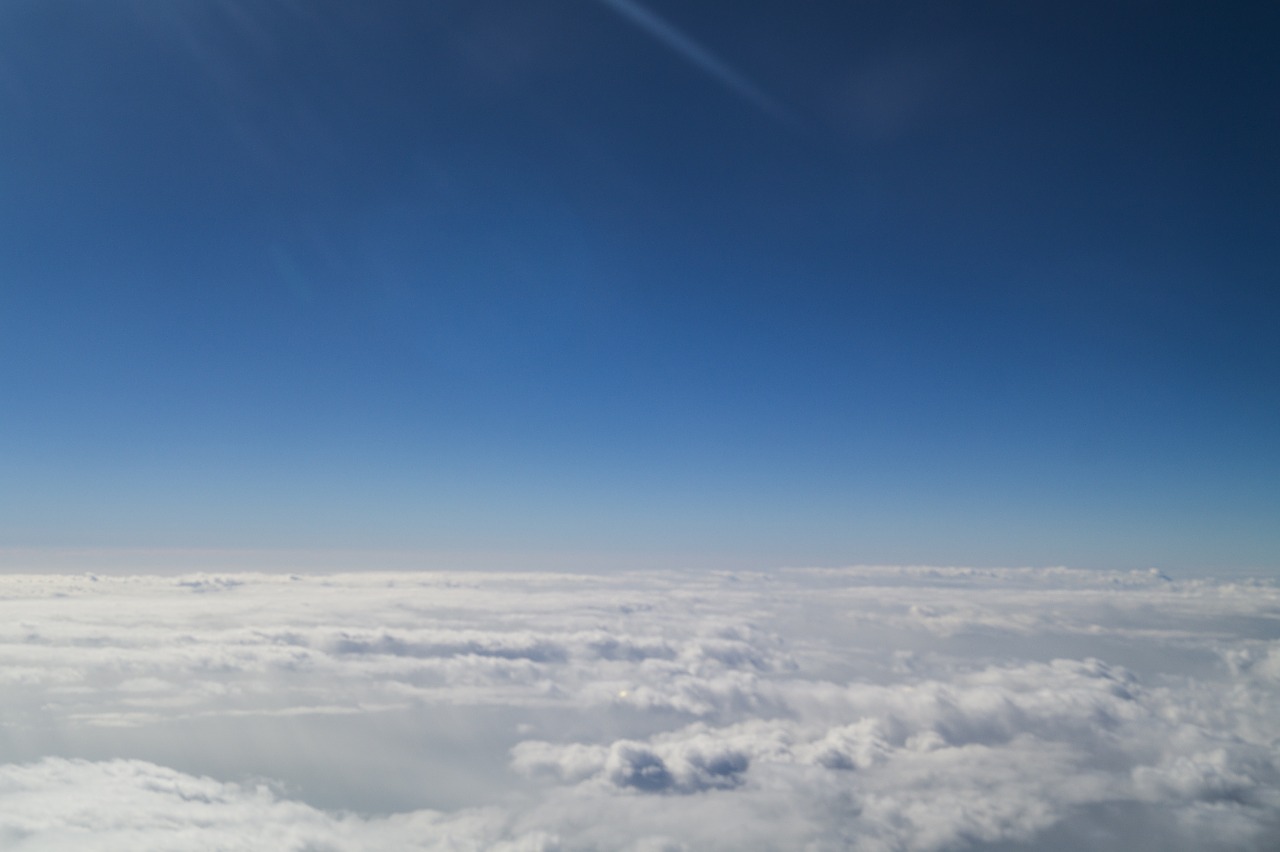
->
{"left": 0, "top": 567, "right": 1277, "bottom": 849}
{"left": 0, "top": 757, "right": 558, "bottom": 852}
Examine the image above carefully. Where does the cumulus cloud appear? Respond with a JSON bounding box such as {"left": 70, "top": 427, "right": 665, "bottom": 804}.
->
{"left": 0, "top": 566, "right": 1277, "bottom": 849}
{"left": 0, "top": 757, "right": 556, "bottom": 852}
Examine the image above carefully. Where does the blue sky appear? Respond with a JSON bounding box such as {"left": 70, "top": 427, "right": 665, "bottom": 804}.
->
{"left": 2, "top": 1, "right": 1277, "bottom": 572}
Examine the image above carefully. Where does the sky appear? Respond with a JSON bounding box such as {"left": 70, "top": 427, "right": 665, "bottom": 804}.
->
{"left": 2, "top": 0, "right": 1278, "bottom": 573}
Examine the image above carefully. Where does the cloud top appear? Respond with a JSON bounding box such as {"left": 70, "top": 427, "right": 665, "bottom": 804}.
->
{"left": 0, "top": 566, "right": 1277, "bottom": 849}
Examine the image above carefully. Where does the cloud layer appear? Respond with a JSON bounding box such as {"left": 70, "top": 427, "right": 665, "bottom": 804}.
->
{"left": 1, "top": 566, "right": 1277, "bottom": 850}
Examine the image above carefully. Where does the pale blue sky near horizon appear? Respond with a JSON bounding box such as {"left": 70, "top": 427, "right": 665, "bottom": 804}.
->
{"left": 2, "top": 1, "right": 1277, "bottom": 574}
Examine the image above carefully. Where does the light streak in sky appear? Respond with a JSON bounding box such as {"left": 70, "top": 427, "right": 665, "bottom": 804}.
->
{"left": 592, "top": 0, "right": 796, "bottom": 126}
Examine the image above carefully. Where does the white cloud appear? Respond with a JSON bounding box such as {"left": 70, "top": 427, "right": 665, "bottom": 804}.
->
{"left": 0, "top": 757, "right": 554, "bottom": 852}
{"left": 0, "top": 566, "right": 1277, "bottom": 849}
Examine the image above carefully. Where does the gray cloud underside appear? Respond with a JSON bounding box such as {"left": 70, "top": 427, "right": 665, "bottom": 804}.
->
{"left": 1, "top": 567, "right": 1277, "bottom": 850}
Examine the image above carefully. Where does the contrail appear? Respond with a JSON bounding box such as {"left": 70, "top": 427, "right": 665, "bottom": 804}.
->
{"left": 593, "top": 0, "right": 795, "bottom": 126}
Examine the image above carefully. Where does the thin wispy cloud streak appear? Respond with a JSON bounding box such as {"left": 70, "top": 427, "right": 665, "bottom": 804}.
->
{"left": 592, "top": 0, "right": 797, "bottom": 127}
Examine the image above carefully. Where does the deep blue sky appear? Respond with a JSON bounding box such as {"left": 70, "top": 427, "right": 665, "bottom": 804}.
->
{"left": 2, "top": 1, "right": 1277, "bottom": 572}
